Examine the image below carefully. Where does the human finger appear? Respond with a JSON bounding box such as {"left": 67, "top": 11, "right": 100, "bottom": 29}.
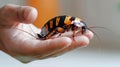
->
{"left": 45, "top": 30, "right": 93, "bottom": 57}
{"left": 15, "top": 37, "right": 72, "bottom": 59}
{"left": 0, "top": 4, "right": 37, "bottom": 26}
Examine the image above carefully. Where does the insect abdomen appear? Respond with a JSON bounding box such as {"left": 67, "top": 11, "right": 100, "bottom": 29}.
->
{"left": 40, "top": 16, "right": 66, "bottom": 36}
{"left": 38, "top": 15, "right": 76, "bottom": 39}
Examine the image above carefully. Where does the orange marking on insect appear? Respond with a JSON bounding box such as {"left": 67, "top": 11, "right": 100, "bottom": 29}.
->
{"left": 56, "top": 17, "right": 60, "bottom": 26}
{"left": 50, "top": 20, "right": 53, "bottom": 28}
{"left": 46, "top": 29, "right": 56, "bottom": 39}
{"left": 56, "top": 27, "right": 65, "bottom": 33}
{"left": 45, "top": 24, "right": 48, "bottom": 31}
{"left": 64, "top": 16, "right": 72, "bottom": 25}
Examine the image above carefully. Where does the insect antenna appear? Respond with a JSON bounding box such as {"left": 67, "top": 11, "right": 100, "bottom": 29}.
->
{"left": 29, "top": 24, "right": 37, "bottom": 36}
{"left": 89, "top": 26, "right": 112, "bottom": 32}
{"left": 87, "top": 26, "right": 112, "bottom": 41}
{"left": 87, "top": 27, "right": 101, "bottom": 41}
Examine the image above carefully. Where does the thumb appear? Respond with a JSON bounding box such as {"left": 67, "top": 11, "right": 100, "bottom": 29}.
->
{"left": 18, "top": 6, "right": 38, "bottom": 24}
{"left": 0, "top": 4, "right": 38, "bottom": 26}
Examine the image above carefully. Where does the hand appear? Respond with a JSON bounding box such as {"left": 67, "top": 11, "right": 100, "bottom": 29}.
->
{"left": 0, "top": 4, "right": 93, "bottom": 63}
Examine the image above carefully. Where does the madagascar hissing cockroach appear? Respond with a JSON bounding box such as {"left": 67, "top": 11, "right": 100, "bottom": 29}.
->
{"left": 37, "top": 15, "right": 88, "bottom": 40}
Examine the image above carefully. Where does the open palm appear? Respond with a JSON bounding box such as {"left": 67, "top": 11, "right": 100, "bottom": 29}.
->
{"left": 0, "top": 4, "right": 93, "bottom": 63}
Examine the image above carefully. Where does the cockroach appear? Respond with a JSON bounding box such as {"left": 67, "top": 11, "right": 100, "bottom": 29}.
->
{"left": 37, "top": 15, "right": 89, "bottom": 40}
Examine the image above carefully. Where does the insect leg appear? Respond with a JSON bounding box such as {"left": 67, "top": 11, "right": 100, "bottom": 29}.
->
{"left": 72, "top": 27, "right": 78, "bottom": 41}
{"left": 52, "top": 27, "right": 65, "bottom": 38}
{"left": 15, "top": 27, "right": 37, "bottom": 38}
{"left": 45, "top": 27, "right": 65, "bottom": 39}
{"left": 45, "top": 30, "right": 57, "bottom": 39}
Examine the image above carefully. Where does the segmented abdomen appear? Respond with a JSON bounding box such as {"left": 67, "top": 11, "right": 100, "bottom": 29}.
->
{"left": 40, "top": 15, "right": 66, "bottom": 36}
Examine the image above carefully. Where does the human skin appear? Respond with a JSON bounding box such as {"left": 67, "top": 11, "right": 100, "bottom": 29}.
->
{"left": 0, "top": 4, "right": 93, "bottom": 63}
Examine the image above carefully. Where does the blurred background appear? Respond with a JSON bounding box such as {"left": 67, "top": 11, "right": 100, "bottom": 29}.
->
{"left": 0, "top": 0, "right": 120, "bottom": 67}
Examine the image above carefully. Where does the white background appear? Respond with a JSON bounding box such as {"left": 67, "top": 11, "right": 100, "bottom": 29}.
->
{"left": 0, "top": 0, "right": 120, "bottom": 67}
